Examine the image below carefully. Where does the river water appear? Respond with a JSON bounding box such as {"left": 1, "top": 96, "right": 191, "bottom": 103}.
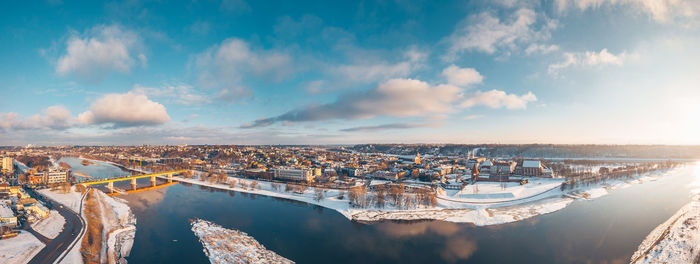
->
{"left": 60, "top": 157, "right": 699, "bottom": 263}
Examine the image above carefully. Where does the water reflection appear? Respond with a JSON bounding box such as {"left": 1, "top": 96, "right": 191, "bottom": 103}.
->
{"left": 124, "top": 186, "right": 168, "bottom": 210}
{"left": 441, "top": 237, "right": 478, "bottom": 262}
{"left": 375, "top": 221, "right": 460, "bottom": 237}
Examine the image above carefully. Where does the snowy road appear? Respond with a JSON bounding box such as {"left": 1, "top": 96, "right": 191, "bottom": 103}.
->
{"left": 27, "top": 189, "right": 86, "bottom": 264}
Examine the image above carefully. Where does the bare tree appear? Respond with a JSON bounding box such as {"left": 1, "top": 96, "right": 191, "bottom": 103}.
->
{"left": 388, "top": 184, "right": 404, "bottom": 207}
{"left": 229, "top": 179, "right": 237, "bottom": 188}
{"left": 375, "top": 187, "right": 386, "bottom": 208}
{"left": 349, "top": 186, "right": 368, "bottom": 208}
{"left": 314, "top": 189, "right": 324, "bottom": 202}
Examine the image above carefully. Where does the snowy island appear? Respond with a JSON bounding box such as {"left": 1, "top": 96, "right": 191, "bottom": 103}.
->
{"left": 190, "top": 218, "right": 294, "bottom": 264}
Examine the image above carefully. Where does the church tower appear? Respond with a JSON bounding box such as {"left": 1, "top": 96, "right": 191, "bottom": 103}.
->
{"left": 414, "top": 153, "right": 421, "bottom": 165}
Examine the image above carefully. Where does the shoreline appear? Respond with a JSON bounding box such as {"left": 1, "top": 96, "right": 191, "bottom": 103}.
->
{"left": 161, "top": 166, "right": 680, "bottom": 226}
{"left": 73, "top": 157, "right": 687, "bottom": 226}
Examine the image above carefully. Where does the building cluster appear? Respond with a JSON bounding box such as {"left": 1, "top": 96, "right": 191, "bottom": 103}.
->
{"left": 0, "top": 149, "right": 70, "bottom": 186}
{"left": 0, "top": 184, "right": 50, "bottom": 236}
{"left": 1, "top": 145, "right": 554, "bottom": 189}
{"left": 27, "top": 168, "right": 70, "bottom": 186}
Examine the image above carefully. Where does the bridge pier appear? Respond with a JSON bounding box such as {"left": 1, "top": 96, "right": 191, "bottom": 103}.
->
{"left": 131, "top": 178, "right": 137, "bottom": 190}
{"left": 107, "top": 181, "right": 114, "bottom": 193}
{"left": 150, "top": 176, "right": 156, "bottom": 187}
{"left": 167, "top": 173, "right": 173, "bottom": 183}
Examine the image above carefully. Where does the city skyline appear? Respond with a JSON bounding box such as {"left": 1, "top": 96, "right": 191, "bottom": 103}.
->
{"left": 2, "top": 0, "right": 700, "bottom": 145}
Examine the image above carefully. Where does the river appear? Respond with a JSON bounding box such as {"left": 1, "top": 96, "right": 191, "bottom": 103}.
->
{"left": 60, "top": 157, "right": 699, "bottom": 263}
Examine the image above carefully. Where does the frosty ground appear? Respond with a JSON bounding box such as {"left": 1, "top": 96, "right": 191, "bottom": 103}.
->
{"left": 31, "top": 210, "right": 66, "bottom": 239}
{"left": 0, "top": 231, "right": 44, "bottom": 264}
{"left": 631, "top": 197, "right": 700, "bottom": 263}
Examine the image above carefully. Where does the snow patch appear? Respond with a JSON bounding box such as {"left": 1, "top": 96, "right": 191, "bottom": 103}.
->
{"left": 0, "top": 231, "right": 45, "bottom": 264}
{"left": 190, "top": 219, "right": 294, "bottom": 264}
{"left": 38, "top": 186, "right": 83, "bottom": 212}
{"left": 31, "top": 210, "right": 66, "bottom": 239}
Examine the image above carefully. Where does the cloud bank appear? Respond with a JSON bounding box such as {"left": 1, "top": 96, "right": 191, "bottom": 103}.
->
{"left": 242, "top": 78, "right": 460, "bottom": 128}
{"left": 78, "top": 92, "right": 170, "bottom": 127}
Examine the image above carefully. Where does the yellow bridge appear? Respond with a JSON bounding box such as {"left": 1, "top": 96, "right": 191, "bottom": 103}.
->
{"left": 79, "top": 170, "right": 190, "bottom": 190}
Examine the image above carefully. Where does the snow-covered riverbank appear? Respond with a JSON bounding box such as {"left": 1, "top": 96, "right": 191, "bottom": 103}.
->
{"left": 166, "top": 166, "right": 682, "bottom": 226}
{"left": 88, "top": 190, "right": 137, "bottom": 264}
{"left": 39, "top": 186, "right": 136, "bottom": 264}
{"left": 190, "top": 219, "right": 294, "bottom": 264}
{"left": 631, "top": 164, "right": 700, "bottom": 263}
{"left": 631, "top": 197, "right": 700, "bottom": 263}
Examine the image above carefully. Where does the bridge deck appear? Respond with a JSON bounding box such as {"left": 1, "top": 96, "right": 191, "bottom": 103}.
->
{"left": 80, "top": 170, "right": 189, "bottom": 185}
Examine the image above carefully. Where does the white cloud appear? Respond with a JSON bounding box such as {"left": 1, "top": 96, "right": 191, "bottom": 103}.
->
{"left": 548, "top": 48, "right": 629, "bottom": 74}
{"left": 555, "top": 0, "right": 700, "bottom": 23}
{"left": 335, "top": 48, "right": 427, "bottom": 83}
{"left": 461, "top": 90, "right": 537, "bottom": 109}
{"left": 442, "top": 65, "right": 484, "bottom": 87}
{"left": 56, "top": 25, "right": 142, "bottom": 83}
{"left": 78, "top": 91, "right": 170, "bottom": 127}
{"left": 336, "top": 61, "right": 414, "bottom": 82}
{"left": 463, "top": 114, "right": 484, "bottom": 120}
{"left": 304, "top": 80, "right": 326, "bottom": 94}
{"left": 132, "top": 83, "right": 209, "bottom": 105}
{"left": 0, "top": 105, "right": 75, "bottom": 130}
{"left": 444, "top": 8, "right": 557, "bottom": 59}
{"left": 193, "top": 38, "right": 293, "bottom": 101}
{"left": 525, "top": 44, "right": 560, "bottom": 55}
{"left": 243, "top": 78, "right": 461, "bottom": 127}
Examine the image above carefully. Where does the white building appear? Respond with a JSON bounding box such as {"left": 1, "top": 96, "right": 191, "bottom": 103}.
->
{"left": 522, "top": 160, "right": 543, "bottom": 177}
{"left": 45, "top": 169, "right": 69, "bottom": 184}
{"left": 1, "top": 157, "right": 13, "bottom": 173}
{"left": 274, "top": 167, "right": 314, "bottom": 182}
{"left": 0, "top": 202, "right": 17, "bottom": 228}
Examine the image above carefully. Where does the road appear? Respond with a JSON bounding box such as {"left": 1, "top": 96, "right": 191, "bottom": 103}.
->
{"left": 26, "top": 189, "right": 86, "bottom": 264}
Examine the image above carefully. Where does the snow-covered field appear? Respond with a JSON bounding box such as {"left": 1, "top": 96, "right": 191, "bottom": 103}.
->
{"left": 38, "top": 186, "right": 83, "bottom": 212}
{"left": 631, "top": 198, "right": 700, "bottom": 263}
{"left": 31, "top": 210, "right": 66, "bottom": 239}
{"left": 0, "top": 231, "right": 45, "bottom": 264}
{"left": 444, "top": 178, "right": 564, "bottom": 203}
{"left": 191, "top": 219, "right": 294, "bottom": 264}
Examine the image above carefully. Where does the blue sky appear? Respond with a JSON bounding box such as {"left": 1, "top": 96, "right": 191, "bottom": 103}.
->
{"left": 2, "top": 0, "right": 700, "bottom": 145}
